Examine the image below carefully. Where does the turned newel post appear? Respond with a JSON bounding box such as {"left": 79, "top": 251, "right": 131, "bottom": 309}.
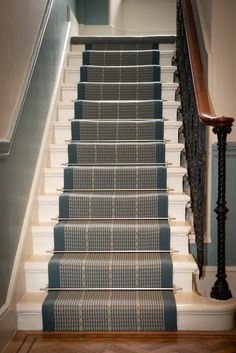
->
{"left": 210, "top": 125, "right": 232, "bottom": 300}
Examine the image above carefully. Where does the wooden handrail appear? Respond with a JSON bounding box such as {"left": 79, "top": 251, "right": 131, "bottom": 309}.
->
{"left": 180, "top": 0, "right": 234, "bottom": 128}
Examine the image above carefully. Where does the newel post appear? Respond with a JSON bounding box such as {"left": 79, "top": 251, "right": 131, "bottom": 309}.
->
{"left": 210, "top": 125, "right": 232, "bottom": 300}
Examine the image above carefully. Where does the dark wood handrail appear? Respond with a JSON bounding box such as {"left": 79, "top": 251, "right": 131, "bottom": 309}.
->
{"left": 180, "top": 0, "right": 234, "bottom": 128}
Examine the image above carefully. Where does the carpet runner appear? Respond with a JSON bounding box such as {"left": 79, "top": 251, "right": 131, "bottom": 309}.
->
{"left": 42, "top": 40, "right": 177, "bottom": 331}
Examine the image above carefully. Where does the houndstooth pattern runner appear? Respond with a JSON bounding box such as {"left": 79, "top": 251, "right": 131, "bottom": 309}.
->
{"left": 75, "top": 100, "right": 163, "bottom": 120}
{"left": 71, "top": 119, "right": 164, "bottom": 141}
{"left": 48, "top": 253, "right": 173, "bottom": 288}
{"left": 77, "top": 82, "right": 162, "bottom": 101}
{"left": 64, "top": 165, "right": 166, "bottom": 190}
{"left": 54, "top": 220, "right": 170, "bottom": 251}
{"left": 42, "top": 39, "right": 177, "bottom": 332}
{"left": 80, "top": 65, "right": 160, "bottom": 82}
{"left": 83, "top": 50, "right": 160, "bottom": 66}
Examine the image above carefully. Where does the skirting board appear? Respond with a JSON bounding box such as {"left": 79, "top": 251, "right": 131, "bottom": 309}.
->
{"left": 0, "top": 309, "right": 16, "bottom": 352}
{"left": 195, "top": 266, "right": 236, "bottom": 297}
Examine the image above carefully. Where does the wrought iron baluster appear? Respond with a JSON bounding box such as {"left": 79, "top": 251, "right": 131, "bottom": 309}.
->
{"left": 210, "top": 126, "right": 232, "bottom": 300}
{"left": 177, "top": 0, "right": 234, "bottom": 296}
{"left": 176, "top": 0, "right": 206, "bottom": 276}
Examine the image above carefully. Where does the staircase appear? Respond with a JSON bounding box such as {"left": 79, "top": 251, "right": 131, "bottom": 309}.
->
{"left": 16, "top": 37, "right": 235, "bottom": 331}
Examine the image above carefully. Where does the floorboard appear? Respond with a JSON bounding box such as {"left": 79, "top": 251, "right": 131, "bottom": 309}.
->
{"left": 3, "top": 331, "right": 236, "bottom": 353}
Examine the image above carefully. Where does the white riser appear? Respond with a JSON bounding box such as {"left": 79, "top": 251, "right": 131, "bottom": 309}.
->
{"left": 37, "top": 192, "right": 190, "bottom": 223}
{"left": 70, "top": 44, "right": 176, "bottom": 52}
{"left": 49, "top": 143, "right": 184, "bottom": 168}
{"left": 53, "top": 120, "right": 182, "bottom": 144}
{"left": 60, "top": 82, "right": 178, "bottom": 102}
{"left": 24, "top": 253, "right": 196, "bottom": 293}
{"left": 64, "top": 66, "right": 176, "bottom": 84}
{"left": 56, "top": 101, "right": 181, "bottom": 122}
{"left": 17, "top": 291, "right": 236, "bottom": 331}
{"left": 32, "top": 222, "right": 190, "bottom": 255}
{"left": 67, "top": 51, "right": 175, "bottom": 67}
{"left": 43, "top": 167, "right": 186, "bottom": 194}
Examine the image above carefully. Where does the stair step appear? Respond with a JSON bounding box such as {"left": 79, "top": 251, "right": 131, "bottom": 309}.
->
{"left": 32, "top": 221, "right": 191, "bottom": 255}
{"left": 49, "top": 142, "right": 184, "bottom": 167}
{"left": 47, "top": 252, "right": 173, "bottom": 289}
{"left": 53, "top": 120, "right": 182, "bottom": 144}
{"left": 24, "top": 254, "right": 197, "bottom": 292}
{"left": 17, "top": 291, "right": 236, "bottom": 331}
{"left": 67, "top": 50, "right": 175, "bottom": 67}
{"left": 44, "top": 166, "right": 186, "bottom": 194}
{"left": 42, "top": 289, "right": 177, "bottom": 331}
{"left": 58, "top": 191, "right": 168, "bottom": 219}
{"left": 37, "top": 192, "right": 190, "bottom": 222}
{"left": 57, "top": 101, "right": 181, "bottom": 122}
{"left": 61, "top": 82, "right": 178, "bottom": 102}
{"left": 82, "top": 41, "right": 174, "bottom": 51}
{"left": 64, "top": 65, "right": 176, "bottom": 84}
{"left": 70, "top": 42, "right": 176, "bottom": 52}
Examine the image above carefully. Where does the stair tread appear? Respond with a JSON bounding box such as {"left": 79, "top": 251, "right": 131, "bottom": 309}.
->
{"left": 58, "top": 99, "right": 180, "bottom": 104}
{"left": 65, "top": 65, "right": 177, "bottom": 70}
{"left": 17, "top": 291, "right": 236, "bottom": 314}
{"left": 50, "top": 142, "right": 184, "bottom": 147}
{"left": 32, "top": 220, "right": 191, "bottom": 233}
{"left": 69, "top": 49, "right": 175, "bottom": 54}
{"left": 62, "top": 82, "right": 178, "bottom": 88}
{"left": 38, "top": 190, "right": 190, "bottom": 203}
{"left": 44, "top": 165, "right": 187, "bottom": 174}
{"left": 71, "top": 35, "right": 176, "bottom": 43}
{"left": 54, "top": 119, "right": 182, "bottom": 126}
{"left": 25, "top": 253, "right": 197, "bottom": 271}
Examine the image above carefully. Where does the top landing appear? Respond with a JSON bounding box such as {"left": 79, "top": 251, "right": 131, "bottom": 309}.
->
{"left": 71, "top": 35, "right": 176, "bottom": 45}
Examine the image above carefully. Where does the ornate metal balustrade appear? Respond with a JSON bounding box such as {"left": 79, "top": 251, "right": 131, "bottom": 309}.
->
{"left": 176, "top": 0, "right": 234, "bottom": 299}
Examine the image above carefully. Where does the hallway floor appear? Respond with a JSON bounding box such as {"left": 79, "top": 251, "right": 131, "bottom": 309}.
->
{"left": 3, "top": 330, "right": 236, "bottom": 353}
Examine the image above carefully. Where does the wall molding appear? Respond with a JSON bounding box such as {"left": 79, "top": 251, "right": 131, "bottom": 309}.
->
{"left": 0, "top": 20, "right": 71, "bottom": 338}
{"left": 0, "top": 0, "right": 54, "bottom": 158}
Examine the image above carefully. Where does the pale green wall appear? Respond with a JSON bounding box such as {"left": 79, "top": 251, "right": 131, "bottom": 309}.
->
{"left": 0, "top": 0, "right": 48, "bottom": 140}
{"left": 208, "top": 143, "right": 236, "bottom": 266}
{"left": 0, "top": 0, "right": 77, "bottom": 310}
{"left": 190, "top": 143, "right": 236, "bottom": 266}
{"left": 77, "top": 0, "right": 109, "bottom": 25}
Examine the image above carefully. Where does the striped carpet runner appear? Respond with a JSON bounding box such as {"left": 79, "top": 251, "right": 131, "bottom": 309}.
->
{"left": 42, "top": 41, "right": 177, "bottom": 331}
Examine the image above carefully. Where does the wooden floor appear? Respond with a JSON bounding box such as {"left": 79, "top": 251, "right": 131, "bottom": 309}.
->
{"left": 3, "top": 330, "right": 236, "bottom": 353}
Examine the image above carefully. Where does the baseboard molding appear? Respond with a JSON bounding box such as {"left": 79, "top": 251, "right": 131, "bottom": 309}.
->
{"left": 0, "top": 21, "right": 71, "bottom": 340}
{"left": 195, "top": 266, "right": 236, "bottom": 297}
{"left": 0, "top": 308, "right": 16, "bottom": 352}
